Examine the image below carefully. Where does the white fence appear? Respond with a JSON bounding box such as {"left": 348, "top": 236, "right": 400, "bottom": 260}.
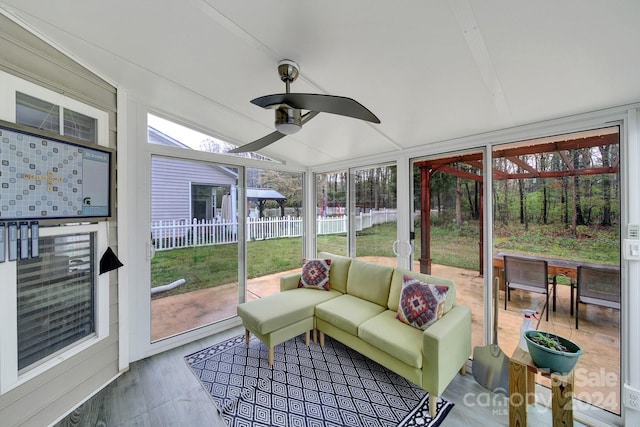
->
{"left": 151, "top": 209, "right": 397, "bottom": 251}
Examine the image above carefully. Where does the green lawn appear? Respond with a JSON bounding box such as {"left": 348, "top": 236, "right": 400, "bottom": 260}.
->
{"left": 151, "top": 244, "right": 239, "bottom": 298}
{"left": 151, "top": 221, "right": 619, "bottom": 298}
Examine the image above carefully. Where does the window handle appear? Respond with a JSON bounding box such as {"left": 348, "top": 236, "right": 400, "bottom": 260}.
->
{"left": 392, "top": 240, "right": 413, "bottom": 257}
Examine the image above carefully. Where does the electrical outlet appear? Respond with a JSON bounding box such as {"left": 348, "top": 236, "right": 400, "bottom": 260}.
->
{"left": 624, "top": 384, "right": 640, "bottom": 411}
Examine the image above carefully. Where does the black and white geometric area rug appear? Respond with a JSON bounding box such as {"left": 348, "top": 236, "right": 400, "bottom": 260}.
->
{"left": 185, "top": 334, "right": 454, "bottom": 427}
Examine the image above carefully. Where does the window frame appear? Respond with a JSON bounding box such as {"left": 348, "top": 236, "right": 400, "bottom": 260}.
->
{"left": 0, "top": 222, "right": 109, "bottom": 393}
{"left": 0, "top": 70, "right": 109, "bottom": 146}
{"left": 0, "top": 70, "right": 110, "bottom": 394}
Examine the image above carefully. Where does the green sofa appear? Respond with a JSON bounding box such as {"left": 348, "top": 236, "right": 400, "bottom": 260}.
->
{"left": 237, "top": 252, "right": 472, "bottom": 417}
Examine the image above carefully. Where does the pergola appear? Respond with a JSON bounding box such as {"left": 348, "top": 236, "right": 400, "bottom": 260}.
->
{"left": 414, "top": 128, "right": 620, "bottom": 276}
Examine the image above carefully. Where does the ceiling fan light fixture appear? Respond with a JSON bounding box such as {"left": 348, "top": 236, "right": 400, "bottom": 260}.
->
{"left": 275, "top": 107, "right": 302, "bottom": 135}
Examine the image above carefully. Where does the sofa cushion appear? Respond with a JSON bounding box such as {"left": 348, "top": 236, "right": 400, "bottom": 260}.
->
{"left": 359, "top": 310, "right": 423, "bottom": 369}
{"left": 237, "top": 288, "right": 341, "bottom": 335}
{"left": 346, "top": 259, "right": 394, "bottom": 307}
{"left": 396, "top": 275, "right": 449, "bottom": 330}
{"left": 318, "top": 252, "right": 351, "bottom": 294}
{"left": 315, "top": 294, "right": 386, "bottom": 336}
{"left": 298, "top": 258, "right": 332, "bottom": 290}
{"left": 388, "top": 269, "right": 456, "bottom": 314}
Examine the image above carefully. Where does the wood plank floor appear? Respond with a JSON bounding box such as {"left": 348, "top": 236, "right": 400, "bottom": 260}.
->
{"left": 56, "top": 325, "right": 595, "bottom": 427}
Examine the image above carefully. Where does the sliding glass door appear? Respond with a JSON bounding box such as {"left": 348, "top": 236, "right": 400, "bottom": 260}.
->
{"left": 412, "top": 151, "right": 485, "bottom": 351}
{"left": 150, "top": 156, "right": 239, "bottom": 341}
{"left": 145, "top": 114, "right": 306, "bottom": 343}
{"left": 245, "top": 167, "right": 303, "bottom": 301}
{"left": 492, "top": 127, "right": 621, "bottom": 415}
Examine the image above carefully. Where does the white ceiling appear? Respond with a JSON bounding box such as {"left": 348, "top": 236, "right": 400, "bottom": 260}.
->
{"left": 2, "top": 0, "right": 639, "bottom": 167}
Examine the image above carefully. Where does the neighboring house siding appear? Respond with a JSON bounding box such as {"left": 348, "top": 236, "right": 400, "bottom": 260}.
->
{"left": 0, "top": 13, "right": 119, "bottom": 427}
{"left": 151, "top": 156, "right": 237, "bottom": 222}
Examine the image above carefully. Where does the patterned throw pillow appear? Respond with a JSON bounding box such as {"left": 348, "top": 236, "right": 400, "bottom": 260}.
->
{"left": 298, "top": 258, "right": 332, "bottom": 290}
{"left": 396, "top": 275, "right": 449, "bottom": 330}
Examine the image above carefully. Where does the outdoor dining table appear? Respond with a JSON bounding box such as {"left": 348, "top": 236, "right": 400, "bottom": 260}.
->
{"left": 493, "top": 252, "right": 619, "bottom": 316}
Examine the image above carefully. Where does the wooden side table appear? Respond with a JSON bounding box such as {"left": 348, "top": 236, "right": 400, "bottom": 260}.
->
{"left": 509, "top": 347, "right": 574, "bottom": 427}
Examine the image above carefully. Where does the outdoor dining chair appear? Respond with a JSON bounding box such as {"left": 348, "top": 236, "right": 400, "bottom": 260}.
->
{"left": 504, "top": 255, "right": 557, "bottom": 321}
{"left": 575, "top": 265, "right": 620, "bottom": 329}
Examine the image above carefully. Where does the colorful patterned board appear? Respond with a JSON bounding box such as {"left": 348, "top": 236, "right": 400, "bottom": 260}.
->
{"left": 0, "top": 125, "right": 110, "bottom": 220}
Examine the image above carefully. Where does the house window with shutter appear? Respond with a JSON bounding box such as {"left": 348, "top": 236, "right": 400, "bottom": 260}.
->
{"left": 17, "top": 233, "right": 96, "bottom": 372}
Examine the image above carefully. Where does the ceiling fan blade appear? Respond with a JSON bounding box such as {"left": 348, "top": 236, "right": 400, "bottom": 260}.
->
{"left": 227, "top": 111, "right": 320, "bottom": 153}
{"left": 301, "top": 110, "right": 320, "bottom": 124}
{"left": 251, "top": 93, "right": 380, "bottom": 123}
{"left": 227, "top": 131, "right": 285, "bottom": 153}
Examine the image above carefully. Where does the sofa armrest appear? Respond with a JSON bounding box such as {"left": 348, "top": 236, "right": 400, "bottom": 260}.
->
{"left": 280, "top": 272, "right": 302, "bottom": 291}
{"left": 421, "top": 304, "right": 472, "bottom": 396}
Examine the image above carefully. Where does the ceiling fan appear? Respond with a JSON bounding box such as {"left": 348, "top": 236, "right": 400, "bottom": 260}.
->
{"left": 228, "top": 60, "right": 380, "bottom": 153}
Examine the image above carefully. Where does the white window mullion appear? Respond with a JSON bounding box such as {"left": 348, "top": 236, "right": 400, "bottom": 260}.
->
{"left": 95, "top": 221, "right": 109, "bottom": 338}
{"left": 0, "top": 260, "right": 18, "bottom": 393}
{"left": 59, "top": 106, "right": 65, "bottom": 137}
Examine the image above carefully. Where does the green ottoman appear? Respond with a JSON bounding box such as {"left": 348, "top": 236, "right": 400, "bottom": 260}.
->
{"left": 236, "top": 288, "right": 341, "bottom": 365}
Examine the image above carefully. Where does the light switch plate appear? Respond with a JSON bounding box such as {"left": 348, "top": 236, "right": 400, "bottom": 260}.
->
{"left": 623, "top": 239, "right": 640, "bottom": 261}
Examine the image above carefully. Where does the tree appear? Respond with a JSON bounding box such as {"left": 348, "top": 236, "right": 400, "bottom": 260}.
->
{"left": 430, "top": 170, "right": 456, "bottom": 216}
{"left": 455, "top": 177, "right": 462, "bottom": 226}
{"left": 600, "top": 145, "right": 613, "bottom": 227}
{"left": 518, "top": 179, "right": 525, "bottom": 226}
{"left": 251, "top": 169, "right": 303, "bottom": 216}
{"left": 464, "top": 179, "right": 480, "bottom": 220}
{"left": 353, "top": 166, "right": 398, "bottom": 212}
{"left": 539, "top": 154, "right": 548, "bottom": 224}
{"left": 573, "top": 150, "right": 586, "bottom": 226}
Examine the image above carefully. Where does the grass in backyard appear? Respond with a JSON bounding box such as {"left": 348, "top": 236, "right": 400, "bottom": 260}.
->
{"left": 151, "top": 221, "right": 619, "bottom": 298}
{"left": 151, "top": 244, "right": 239, "bottom": 299}
{"left": 317, "top": 223, "right": 397, "bottom": 258}
{"left": 493, "top": 222, "right": 619, "bottom": 265}
{"left": 317, "top": 234, "right": 347, "bottom": 256}
{"left": 246, "top": 237, "right": 304, "bottom": 277}
{"left": 151, "top": 238, "right": 305, "bottom": 298}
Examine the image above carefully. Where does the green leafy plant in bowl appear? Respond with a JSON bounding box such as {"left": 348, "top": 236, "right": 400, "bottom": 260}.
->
{"left": 524, "top": 330, "right": 583, "bottom": 374}
{"left": 528, "top": 331, "right": 569, "bottom": 352}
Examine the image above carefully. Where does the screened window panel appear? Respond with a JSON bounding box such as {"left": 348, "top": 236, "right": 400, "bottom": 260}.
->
{"left": 16, "top": 91, "right": 60, "bottom": 134}
{"left": 16, "top": 233, "right": 96, "bottom": 371}
{"left": 64, "top": 108, "right": 97, "bottom": 143}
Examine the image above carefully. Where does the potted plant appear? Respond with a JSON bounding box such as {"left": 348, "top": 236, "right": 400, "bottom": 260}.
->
{"left": 524, "top": 330, "right": 583, "bottom": 374}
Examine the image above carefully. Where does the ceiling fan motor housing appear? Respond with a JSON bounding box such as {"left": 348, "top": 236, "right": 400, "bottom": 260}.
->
{"left": 275, "top": 107, "right": 302, "bottom": 134}
{"left": 277, "top": 59, "right": 300, "bottom": 83}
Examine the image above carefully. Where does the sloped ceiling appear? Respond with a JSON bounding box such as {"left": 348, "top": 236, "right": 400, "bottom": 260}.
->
{"left": 1, "top": 0, "right": 639, "bottom": 167}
